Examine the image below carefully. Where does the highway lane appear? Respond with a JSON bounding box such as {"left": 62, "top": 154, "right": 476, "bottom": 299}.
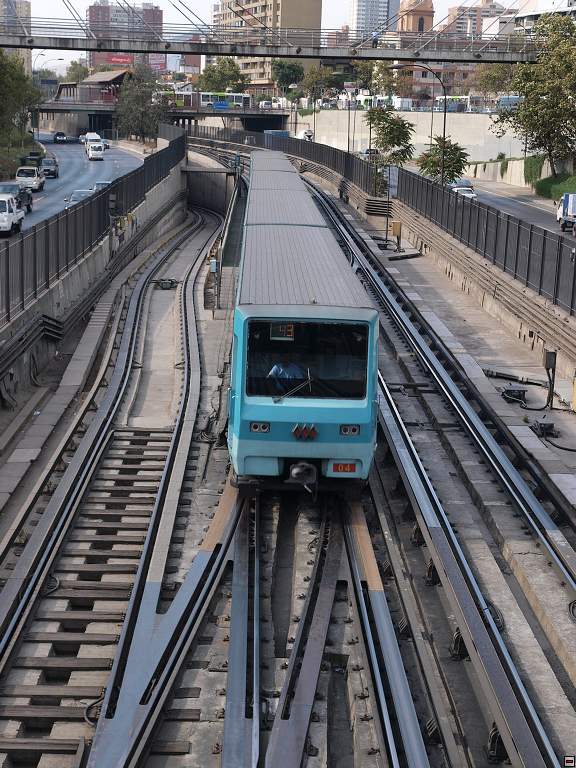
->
{"left": 468, "top": 178, "right": 576, "bottom": 241}
{"left": 20, "top": 139, "right": 142, "bottom": 232}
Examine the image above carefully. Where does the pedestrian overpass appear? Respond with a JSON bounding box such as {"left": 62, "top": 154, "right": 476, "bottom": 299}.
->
{"left": 0, "top": 16, "right": 540, "bottom": 64}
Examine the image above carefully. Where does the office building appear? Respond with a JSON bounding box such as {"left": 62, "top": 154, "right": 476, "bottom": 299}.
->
{"left": 350, "top": 0, "right": 400, "bottom": 36}
{"left": 87, "top": 0, "right": 166, "bottom": 71}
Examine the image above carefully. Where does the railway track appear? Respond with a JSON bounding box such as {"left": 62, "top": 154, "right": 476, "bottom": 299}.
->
{"left": 0, "top": 211, "right": 224, "bottom": 766}
{"left": 306, "top": 182, "right": 575, "bottom": 766}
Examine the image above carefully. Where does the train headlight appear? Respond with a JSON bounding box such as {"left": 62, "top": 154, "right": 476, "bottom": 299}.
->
{"left": 250, "top": 422, "right": 270, "bottom": 433}
{"left": 340, "top": 424, "right": 360, "bottom": 436}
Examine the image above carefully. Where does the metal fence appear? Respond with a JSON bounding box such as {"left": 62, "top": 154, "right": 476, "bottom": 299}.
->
{"left": 397, "top": 168, "right": 576, "bottom": 316}
{"left": 185, "top": 124, "right": 377, "bottom": 196}
{"left": 0, "top": 127, "right": 185, "bottom": 329}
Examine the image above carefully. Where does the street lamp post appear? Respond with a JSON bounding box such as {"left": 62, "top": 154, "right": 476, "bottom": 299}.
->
{"left": 392, "top": 63, "right": 447, "bottom": 186}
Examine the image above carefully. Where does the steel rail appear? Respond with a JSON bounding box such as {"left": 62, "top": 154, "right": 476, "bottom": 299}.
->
{"left": 222, "top": 496, "right": 260, "bottom": 768}
{"left": 264, "top": 512, "right": 343, "bottom": 768}
{"left": 0, "top": 216, "right": 206, "bottom": 671}
{"left": 377, "top": 375, "right": 559, "bottom": 767}
{"left": 343, "top": 505, "right": 431, "bottom": 768}
{"left": 86, "top": 211, "right": 225, "bottom": 766}
{"left": 306, "top": 182, "right": 576, "bottom": 594}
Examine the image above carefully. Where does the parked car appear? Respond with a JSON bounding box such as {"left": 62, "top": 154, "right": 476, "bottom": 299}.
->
{"left": 15, "top": 166, "right": 45, "bottom": 192}
{"left": 259, "top": 100, "right": 273, "bottom": 109}
{"left": 79, "top": 134, "right": 86, "bottom": 144}
{"left": 41, "top": 156, "right": 59, "bottom": 178}
{"left": 87, "top": 143, "right": 105, "bottom": 161}
{"left": 102, "top": 139, "right": 110, "bottom": 149}
{"left": 64, "top": 189, "right": 93, "bottom": 209}
{"left": 358, "top": 148, "right": 380, "bottom": 158}
{"left": 92, "top": 180, "right": 112, "bottom": 191}
{"left": 54, "top": 131, "right": 67, "bottom": 143}
{"left": 0, "top": 182, "right": 33, "bottom": 212}
{"left": 0, "top": 193, "right": 25, "bottom": 235}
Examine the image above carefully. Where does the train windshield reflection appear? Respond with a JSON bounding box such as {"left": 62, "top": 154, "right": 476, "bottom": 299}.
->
{"left": 246, "top": 320, "right": 368, "bottom": 398}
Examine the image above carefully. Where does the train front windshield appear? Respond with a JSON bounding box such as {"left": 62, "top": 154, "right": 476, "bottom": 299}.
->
{"left": 246, "top": 320, "right": 368, "bottom": 399}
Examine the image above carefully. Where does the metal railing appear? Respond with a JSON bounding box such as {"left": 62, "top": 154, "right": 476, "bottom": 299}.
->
{"left": 186, "top": 125, "right": 378, "bottom": 197}
{"left": 0, "top": 15, "right": 540, "bottom": 59}
{"left": 397, "top": 167, "right": 576, "bottom": 316}
{"left": 0, "top": 126, "right": 185, "bottom": 329}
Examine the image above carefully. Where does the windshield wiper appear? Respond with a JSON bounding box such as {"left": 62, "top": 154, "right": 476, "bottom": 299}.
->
{"left": 273, "top": 368, "right": 312, "bottom": 404}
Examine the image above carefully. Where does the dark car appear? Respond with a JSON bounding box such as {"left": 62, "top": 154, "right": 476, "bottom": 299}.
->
{"left": 41, "top": 156, "right": 59, "bottom": 178}
{"left": 54, "top": 132, "right": 67, "bottom": 143}
{"left": 0, "top": 182, "right": 33, "bottom": 213}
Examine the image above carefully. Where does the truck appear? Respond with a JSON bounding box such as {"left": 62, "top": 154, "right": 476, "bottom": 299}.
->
{"left": 557, "top": 192, "right": 576, "bottom": 231}
{"left": 0, "top": 193, "right": 25, "bottom": 235}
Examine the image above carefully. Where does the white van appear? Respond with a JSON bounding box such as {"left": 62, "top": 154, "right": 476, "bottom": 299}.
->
{"left": 87, "top": 143, "right": 104, "bottom": 161}
{"left": 84, "top": 132, "right": 102, "bottom": 153}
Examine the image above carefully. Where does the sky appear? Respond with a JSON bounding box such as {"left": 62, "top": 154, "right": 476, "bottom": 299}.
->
{"left": 36, "top": 0, "right": 459, "bottom": 73}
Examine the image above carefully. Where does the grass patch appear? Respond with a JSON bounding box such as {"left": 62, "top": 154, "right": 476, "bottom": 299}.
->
{"left": 524, "top": 155, "right": 545, "bottom": 186}
{"left": 298, "top": 108, "right": 314, "bottom": 117}
{"left": 534, "top": 173, "right": 576, "bottom": 199}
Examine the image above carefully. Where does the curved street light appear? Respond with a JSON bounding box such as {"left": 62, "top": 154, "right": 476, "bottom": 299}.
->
{"left": 391, "top": 62, "right": 447, "bottom": 186}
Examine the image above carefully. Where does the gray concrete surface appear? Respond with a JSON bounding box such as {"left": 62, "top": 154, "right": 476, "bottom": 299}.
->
{"left": 18, "top": 134, "right": 142, "bottom": 232}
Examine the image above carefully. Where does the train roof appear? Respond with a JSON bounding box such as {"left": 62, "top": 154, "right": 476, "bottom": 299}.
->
{"left": 238, "top": 152, "right": 374, "bottom": 311}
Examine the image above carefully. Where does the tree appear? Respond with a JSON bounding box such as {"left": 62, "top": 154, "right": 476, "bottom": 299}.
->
{"left": 66, "top": 60, "right": 89, "bottom": 83}
{"left": 117, "top": 64, "right": 168, "bottom": 142}
{"left": 492, "top": 15, "right": 576, "bottom": 176}
{"left": 471, "top": 63, "right": 515, "bottom": 100}
{"left": 372, "top": 62, "right": 395, "bottom": 95}
{"left": 416, "top": 136, "right": 469, "bottom": 184}
{"left": 35, "top": 68, "right": 59, "bottom": 82}
{"left": 300, "top": 65, "right": 333, "bottom": 96}
{"left": 366, "top": 107, "right": 415, "bottom": 165}
{"left": 197, "top": 57, "right": 249, "bottom": 92}
{"left": 172, "top": 72, "right": 187, "bottom": 82}
{"left": 353, "top": 61, "right": 375, "bottom": 91}
{"left": 271, "top": 60, "right": 304, "bottom": 88}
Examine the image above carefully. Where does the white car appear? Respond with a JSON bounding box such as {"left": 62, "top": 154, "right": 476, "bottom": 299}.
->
{"left": 0, "top": 194, "right": 24, "bottom": 234}
{"left": 15, "top": 166, "right": 45, "bottom": 192}
{"left": 453, "top": 186, "right": 478, "bottom": 200}
{"left": 87, "top": 143, "right": 105, "bottom": 161}
{"left": 84, "top": 132, "right": 102, "bottom": 152}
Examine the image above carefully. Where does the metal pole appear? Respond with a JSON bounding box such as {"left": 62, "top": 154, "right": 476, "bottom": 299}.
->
{"left": 347, "top": 98, "right": 351, "bottom": 154}
{"left": 440, "top": 75, "right": 447, "bottom": 187}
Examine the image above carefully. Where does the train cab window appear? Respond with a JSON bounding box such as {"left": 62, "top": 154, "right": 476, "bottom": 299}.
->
{"left": 246, "top": 320, "right": 368, "bottom": 399}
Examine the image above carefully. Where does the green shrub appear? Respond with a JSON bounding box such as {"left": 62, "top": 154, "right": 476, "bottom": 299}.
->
{"left": 496, "top": 151, "right": 505, "bottom": 161}
{"left": 500, "top": 159, "right": 509, "bottom": 178}
{"left": 534, "top": 173, "right": 576, "bottom": 199}
{"left": 524, "top": 155, "right": 545, "bottom": 185}
{"left": 298, "top": 108, "right": 314, "bottom": 117}
{"left": 473, "top": 164, "right": 477, "bottom": 177}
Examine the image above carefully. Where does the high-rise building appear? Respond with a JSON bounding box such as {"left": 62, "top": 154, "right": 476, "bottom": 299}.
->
{"left": 350, "top": 0, "right": 400, "bottom": 36}
{"left": 211, "top": 0, "right": 322, "bottom": 91}
{"left": 87, "top": 0, "right": 166, "bottom": 71}
{"left": 440, "top": 0, "right": 507, "bottom": 35}
{"left": 0, "top": 0, "right": 31, "bottom": 75}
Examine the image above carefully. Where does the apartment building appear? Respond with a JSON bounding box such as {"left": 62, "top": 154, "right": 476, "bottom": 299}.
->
{"left": 211, "top": 0, "right": 322, "bottom": 89}
{"left": 440, "top": 0, "right": 507, "bottom": 35}
{"left": 1, "top": 0, "right": 32, "bottom": 75}
{"left": 86, "top": 0, "right": 166, "bottom": 71}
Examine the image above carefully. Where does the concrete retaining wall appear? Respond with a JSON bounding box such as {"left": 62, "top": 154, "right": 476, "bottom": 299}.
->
{"left": 0, "top": 162, "right": 187, "bottom": 401}
{"left": 299, "top": 110, "right": 525, "bottom": 162}
{"left": 465, "top": 156, "right": 573, "bottom": 188}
